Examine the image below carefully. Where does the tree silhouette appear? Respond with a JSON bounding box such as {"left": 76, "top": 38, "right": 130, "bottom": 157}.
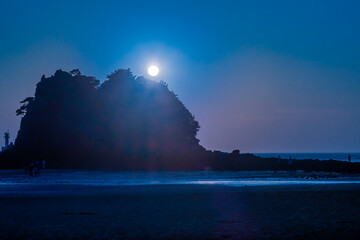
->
{"left": 13, "top": 69, "right": 205, "bottom": 170}
{"left": 16, "top": 97, "right": 34, "bottom": 116}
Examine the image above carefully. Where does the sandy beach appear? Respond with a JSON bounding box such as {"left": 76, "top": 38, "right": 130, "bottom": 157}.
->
{"left": 0, "top": 179, "right": 359, "bottom": 239}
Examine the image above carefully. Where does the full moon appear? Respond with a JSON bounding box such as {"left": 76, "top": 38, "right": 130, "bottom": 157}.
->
{"left": 148, "top": 65, "right": 159, "bottom": 77}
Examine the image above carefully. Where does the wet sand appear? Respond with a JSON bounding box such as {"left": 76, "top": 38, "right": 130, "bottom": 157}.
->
{"left": 0, "top": 184, "right": 359, "bottom": 239}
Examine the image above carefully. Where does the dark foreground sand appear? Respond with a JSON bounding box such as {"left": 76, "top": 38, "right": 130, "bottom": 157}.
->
{"left": 0, "top": 184, "right": 359, "bottom": 239}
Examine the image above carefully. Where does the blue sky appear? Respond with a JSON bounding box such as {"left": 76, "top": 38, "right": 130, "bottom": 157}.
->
{"left": 1, "top": 0, "right": 359, "bottom": 152}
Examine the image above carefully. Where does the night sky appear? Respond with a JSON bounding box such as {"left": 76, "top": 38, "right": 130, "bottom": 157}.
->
{"left": 1, "top": 0, "right": 359, "bottom": 152}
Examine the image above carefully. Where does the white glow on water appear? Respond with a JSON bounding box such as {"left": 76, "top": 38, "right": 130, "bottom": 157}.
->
{"left": 0, "top": 170, "right": 359, "bottom": 190}
{"left": 187, "top": 180, "right": 360, "bottom": 186}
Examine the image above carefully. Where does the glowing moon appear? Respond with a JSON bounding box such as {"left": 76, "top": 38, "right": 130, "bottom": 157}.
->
{"left": 148, "top": 65, "right": 159, "bottom": 76}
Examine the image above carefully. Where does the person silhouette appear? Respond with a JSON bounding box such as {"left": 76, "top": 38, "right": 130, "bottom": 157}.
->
{"left": 24, "top": 164, "right": 29, "bottom": 177}
{"left": 29, "top": 162, "right": 34, "bottom": 176}
{"left": 33, "top": 162, "right": 39, "bottom": 176}
{"left": 288, "top": 156, "right": 293, "bottom": 173}
{"left": 274, "top": 155, "right": 281, "bottom": 173}
{"left": 348, "top": 154, "right": 351, "bottom": 162}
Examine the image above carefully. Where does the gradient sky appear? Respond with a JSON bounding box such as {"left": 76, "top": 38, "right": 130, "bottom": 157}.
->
{"left": 0, "top": 0, "right": 359, "bottom": 152}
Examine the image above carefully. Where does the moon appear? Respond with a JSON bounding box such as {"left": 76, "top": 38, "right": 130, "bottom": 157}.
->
{"left": 148, "top": 65, "right": 159, "bottom": 77}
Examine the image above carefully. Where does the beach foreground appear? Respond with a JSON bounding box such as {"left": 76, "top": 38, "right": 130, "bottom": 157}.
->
{"left": 1, "top": 179, "right": 360, "bottom": 239}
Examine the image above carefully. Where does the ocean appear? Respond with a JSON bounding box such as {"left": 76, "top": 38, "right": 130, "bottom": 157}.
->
{"left": 1, "top": 170, "right": 359, "bottom": 239}
{"left": 0, "top": 170, "right": 359, "bottom": 195}
{"left": 254, "top": 152, "right": 360, "bottom": 162}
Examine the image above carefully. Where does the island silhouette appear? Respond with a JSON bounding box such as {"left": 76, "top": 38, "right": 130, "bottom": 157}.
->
{"left": 0, "top": 69, "right": 359, "bottom": 172}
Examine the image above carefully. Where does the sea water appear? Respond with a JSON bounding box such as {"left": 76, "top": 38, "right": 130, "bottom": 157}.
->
{"left": 254, "top": 152, "right": 360, "bottom": 162}
{"left": 0, "top": 170, "right": 359, "bottom": 191}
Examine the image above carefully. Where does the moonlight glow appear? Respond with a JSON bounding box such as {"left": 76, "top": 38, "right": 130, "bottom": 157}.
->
{"left": 148, "top": 65, "right": 159, "bottom": 76}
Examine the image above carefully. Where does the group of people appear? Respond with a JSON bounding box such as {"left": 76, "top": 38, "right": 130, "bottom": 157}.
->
{"left": 24, "top": 160, "right": 46, "bottom": 177}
